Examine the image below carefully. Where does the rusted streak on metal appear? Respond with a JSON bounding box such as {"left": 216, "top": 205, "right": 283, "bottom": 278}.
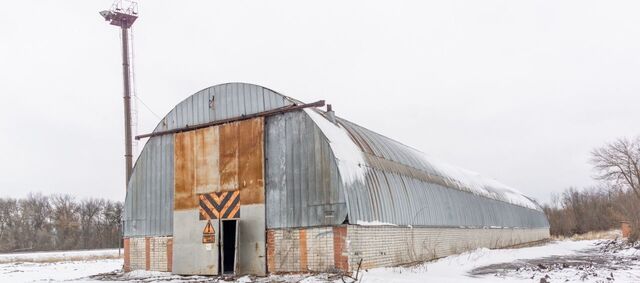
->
{"left": 174, "top": 131, "right": 197, "bottom": 210}
{"left": 219, "top": 122, "right": 239, "bottom": 192}
{"left": 238, "top": 117, "right": 265, "bottom": 205}
{"left": 136, "top": 100, "right": 325, "bottom": 140}
{"left": 195, "top": 127, "right": 219, "bottom": 194}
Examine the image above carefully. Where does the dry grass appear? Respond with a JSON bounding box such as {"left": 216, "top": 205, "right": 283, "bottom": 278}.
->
{"left": 551, "top": 229, "right": 622, "bottom": 241}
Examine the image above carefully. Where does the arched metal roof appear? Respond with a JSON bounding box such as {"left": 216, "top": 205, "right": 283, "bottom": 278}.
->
{"left": 124, "top": 83, "right": 548, "bottom": 237}
{"left": 303, "top": 108, "right": 548, "bottom": 228}
{"left": 125, "top": 83, "right": 300, "bottom": 236}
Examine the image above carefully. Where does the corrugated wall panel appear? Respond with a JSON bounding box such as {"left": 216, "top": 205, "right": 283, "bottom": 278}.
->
{"left": 346, "top": 164, "right": 549, "bottom": 228}
{"left": 329, "top": 117, "right": 549, "bottom": 229}
{"left": 265, "top": 111, "right": 348, "bottom": 229}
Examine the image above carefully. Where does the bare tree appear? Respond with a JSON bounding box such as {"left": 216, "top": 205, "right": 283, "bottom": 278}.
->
{"left": 0, "top": 198, "right": 20, "bottom": 251}
{"left": 591, "top": 137, "right": 640, "bottom": 198}
{"left": 78, "top": 199, "right": 104, "bottom": 249}
{"left": 51, "top": 194, "right": 80, "bottom": 250}
{"left": 0, "top": 194, "right": 123, "bottom": 252}
{"left": 591, "top": 137, "right": 640, "bottom": 242}
{"left": 20, "top": 193, "right": 53, "bottom": 250}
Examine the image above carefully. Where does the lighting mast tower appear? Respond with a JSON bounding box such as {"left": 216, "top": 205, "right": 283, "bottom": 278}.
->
{"left": 100, "top": 1, "right": 138, "bottom": 187}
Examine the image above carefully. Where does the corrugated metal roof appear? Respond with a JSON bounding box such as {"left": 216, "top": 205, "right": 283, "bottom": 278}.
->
{"left": 124, "top": 82, "right": 548, "bottom": 236}
{"left": 301, "top": 109, "right": 548, "bottom": 228}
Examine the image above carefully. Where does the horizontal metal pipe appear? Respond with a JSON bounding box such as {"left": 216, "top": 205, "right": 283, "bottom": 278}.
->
{"left": 135, "top": 100, "right": 325, "bottom": 140}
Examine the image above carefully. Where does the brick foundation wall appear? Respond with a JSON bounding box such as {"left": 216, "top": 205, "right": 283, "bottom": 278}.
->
{"left": 267, "top": 226, "right": 549, "bottom": 273}
{"left": 267, "top": 226, "right": 335, "bottom": 273}
{"left": 124, "top": 236, "right": 173, "bottom": 272}
{"left": 346, "top": 226, "right": 549, "bottom": 271}
{"left": 129, "top": 237, "right": 146, "bottom": 270}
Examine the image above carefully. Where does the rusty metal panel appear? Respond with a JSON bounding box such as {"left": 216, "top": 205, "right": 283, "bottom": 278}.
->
{"left": 219, "top": 122, "right": 239, "bottom": 192}
{"left": 174, "top": 131, "right": 196, "bottom": 210}
{"left": 237, "top": 118, "right": 265, "bottom": 204}
{"left": 195, "top": 126, "right": 219, "bottom": 194}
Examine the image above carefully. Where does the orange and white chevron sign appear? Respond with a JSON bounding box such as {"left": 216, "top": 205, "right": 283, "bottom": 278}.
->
{"left": 198, "top": 191, "right": 240, "bottom": 220}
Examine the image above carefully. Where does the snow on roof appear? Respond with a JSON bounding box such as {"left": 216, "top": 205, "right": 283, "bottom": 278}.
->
{"left": 416, "top": 153, "right": 541, "bottom": 210}
{"left": 305, "top": 107, "right": 541, "bottom": 211}
{"left": 303, "top": 108, "right": 367, "bottom": 186}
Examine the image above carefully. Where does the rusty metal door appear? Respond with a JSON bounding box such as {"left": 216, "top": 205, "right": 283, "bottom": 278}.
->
{"left": 173, "top": 118, "right": 265, "bottom": 275}
{"left": 173, "top": 127, "right": 221, "bottom": 275}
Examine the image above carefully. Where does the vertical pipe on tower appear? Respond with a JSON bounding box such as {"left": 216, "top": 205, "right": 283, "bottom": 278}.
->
{"left": 121, "top": 25, "right": 133, "bottom": 185}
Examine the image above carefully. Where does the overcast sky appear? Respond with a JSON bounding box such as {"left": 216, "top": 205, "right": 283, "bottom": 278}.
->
{"left": 1, "top": 1, "right": 639, "bottom": 204}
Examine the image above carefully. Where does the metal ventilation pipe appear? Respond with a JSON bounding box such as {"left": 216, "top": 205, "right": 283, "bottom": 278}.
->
{"left": 326, "top": 104, "right": 336, "bottom": 123}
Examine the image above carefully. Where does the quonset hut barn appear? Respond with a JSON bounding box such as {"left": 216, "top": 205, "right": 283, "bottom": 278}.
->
{"left": 123, "top": 82, "right": 549, "bottom": 276}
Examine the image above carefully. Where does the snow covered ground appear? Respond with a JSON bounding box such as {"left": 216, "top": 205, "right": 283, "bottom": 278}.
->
{"left": 357, "top": 239, "right": 640, "bottom": 283}
{"left": 0, "top": 249, "right": 121, "bottom": 264}
{"left": 0, "top": 249, "right": 122, "bottom": 282}
{"left": 0, "top": 240, "right": 638, "bottom": 282}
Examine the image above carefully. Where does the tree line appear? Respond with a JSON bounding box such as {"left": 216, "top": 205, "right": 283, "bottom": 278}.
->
{"left": 0, "top": 194, "right": 122, "bottom": 252}
{"left": 543, "top": 137, "right": 640, "bottom": 242}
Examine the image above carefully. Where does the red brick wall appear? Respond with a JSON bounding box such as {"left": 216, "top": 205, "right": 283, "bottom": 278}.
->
{"left": 299, "top": 229, "right": 308, "bottom": 271}
{"left": 332, "top": 226, "right": 348, "bottom": 272}
{"left": 145, "top": 237, "right": 151, "bottom": 270}
{"left": 266, "top": 230, "right": 276, "bottom": 272}
{"left": 123, "top": 238, "right": 131, "bottom": 272}
{"left": 167, "top": 238, "right": 173, "bottom": 272}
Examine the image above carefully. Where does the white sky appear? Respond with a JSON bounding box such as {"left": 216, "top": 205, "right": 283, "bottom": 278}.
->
{"left": 1, "top": 1, "right": 639, "bottom": 204}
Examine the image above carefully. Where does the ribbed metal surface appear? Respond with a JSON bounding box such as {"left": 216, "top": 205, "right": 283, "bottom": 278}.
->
{"left": 125, "top": 134, "right": 174, "bottom": 236}
{"left": 337, "top": 118, "right": 549, "bottom": 228}
{"left": 153, "top": 83, "right": 294, "bottom": 133}
{"left": 124, "top": 83, "right": 296, "bottom": 237}
{"left": 125, "top": 82, "right": 548, "bottom": 236}
{"left": 265, "top": 111, "right": 347, "bottom": 229}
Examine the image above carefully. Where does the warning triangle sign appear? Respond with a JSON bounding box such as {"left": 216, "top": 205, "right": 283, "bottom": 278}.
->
{"left": 202, "top": 220, "right": 215, "bottom": 243}
{"left": 203, "top": 220, "right": 214, "bottom": 234}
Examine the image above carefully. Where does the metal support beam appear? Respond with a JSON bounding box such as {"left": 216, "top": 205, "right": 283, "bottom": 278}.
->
{"left": 135, "top": 100, "right": 326, "bottom": 140}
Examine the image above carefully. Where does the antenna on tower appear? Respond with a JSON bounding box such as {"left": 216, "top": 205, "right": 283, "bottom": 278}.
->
{"left": 100, "top": 0, "right": 138, "bottom": 188}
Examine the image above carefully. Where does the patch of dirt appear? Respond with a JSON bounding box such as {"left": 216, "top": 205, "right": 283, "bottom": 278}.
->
{"left": 470, "top": 239, "right": 640, "bottom": 282}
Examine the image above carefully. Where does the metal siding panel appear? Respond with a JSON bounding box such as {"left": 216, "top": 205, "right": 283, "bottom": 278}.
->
{"left": 284, "top": 114, "right": 295, "bottom": 226}
{"left": 237, "top": 84, "right": 246, "bottom": 116}
{"left": 338, "top": 119, "right": 548, "bottom": 229}
{"left": 264, "top": 112, "right": 347, "bottom": 228}
{"left": 230, "top": 83, "right": 239, "bottom": 118}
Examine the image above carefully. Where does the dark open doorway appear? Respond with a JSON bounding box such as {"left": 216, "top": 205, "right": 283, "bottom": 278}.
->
{"left": 221, "top": 220, "right": 237, "bottom": 274}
